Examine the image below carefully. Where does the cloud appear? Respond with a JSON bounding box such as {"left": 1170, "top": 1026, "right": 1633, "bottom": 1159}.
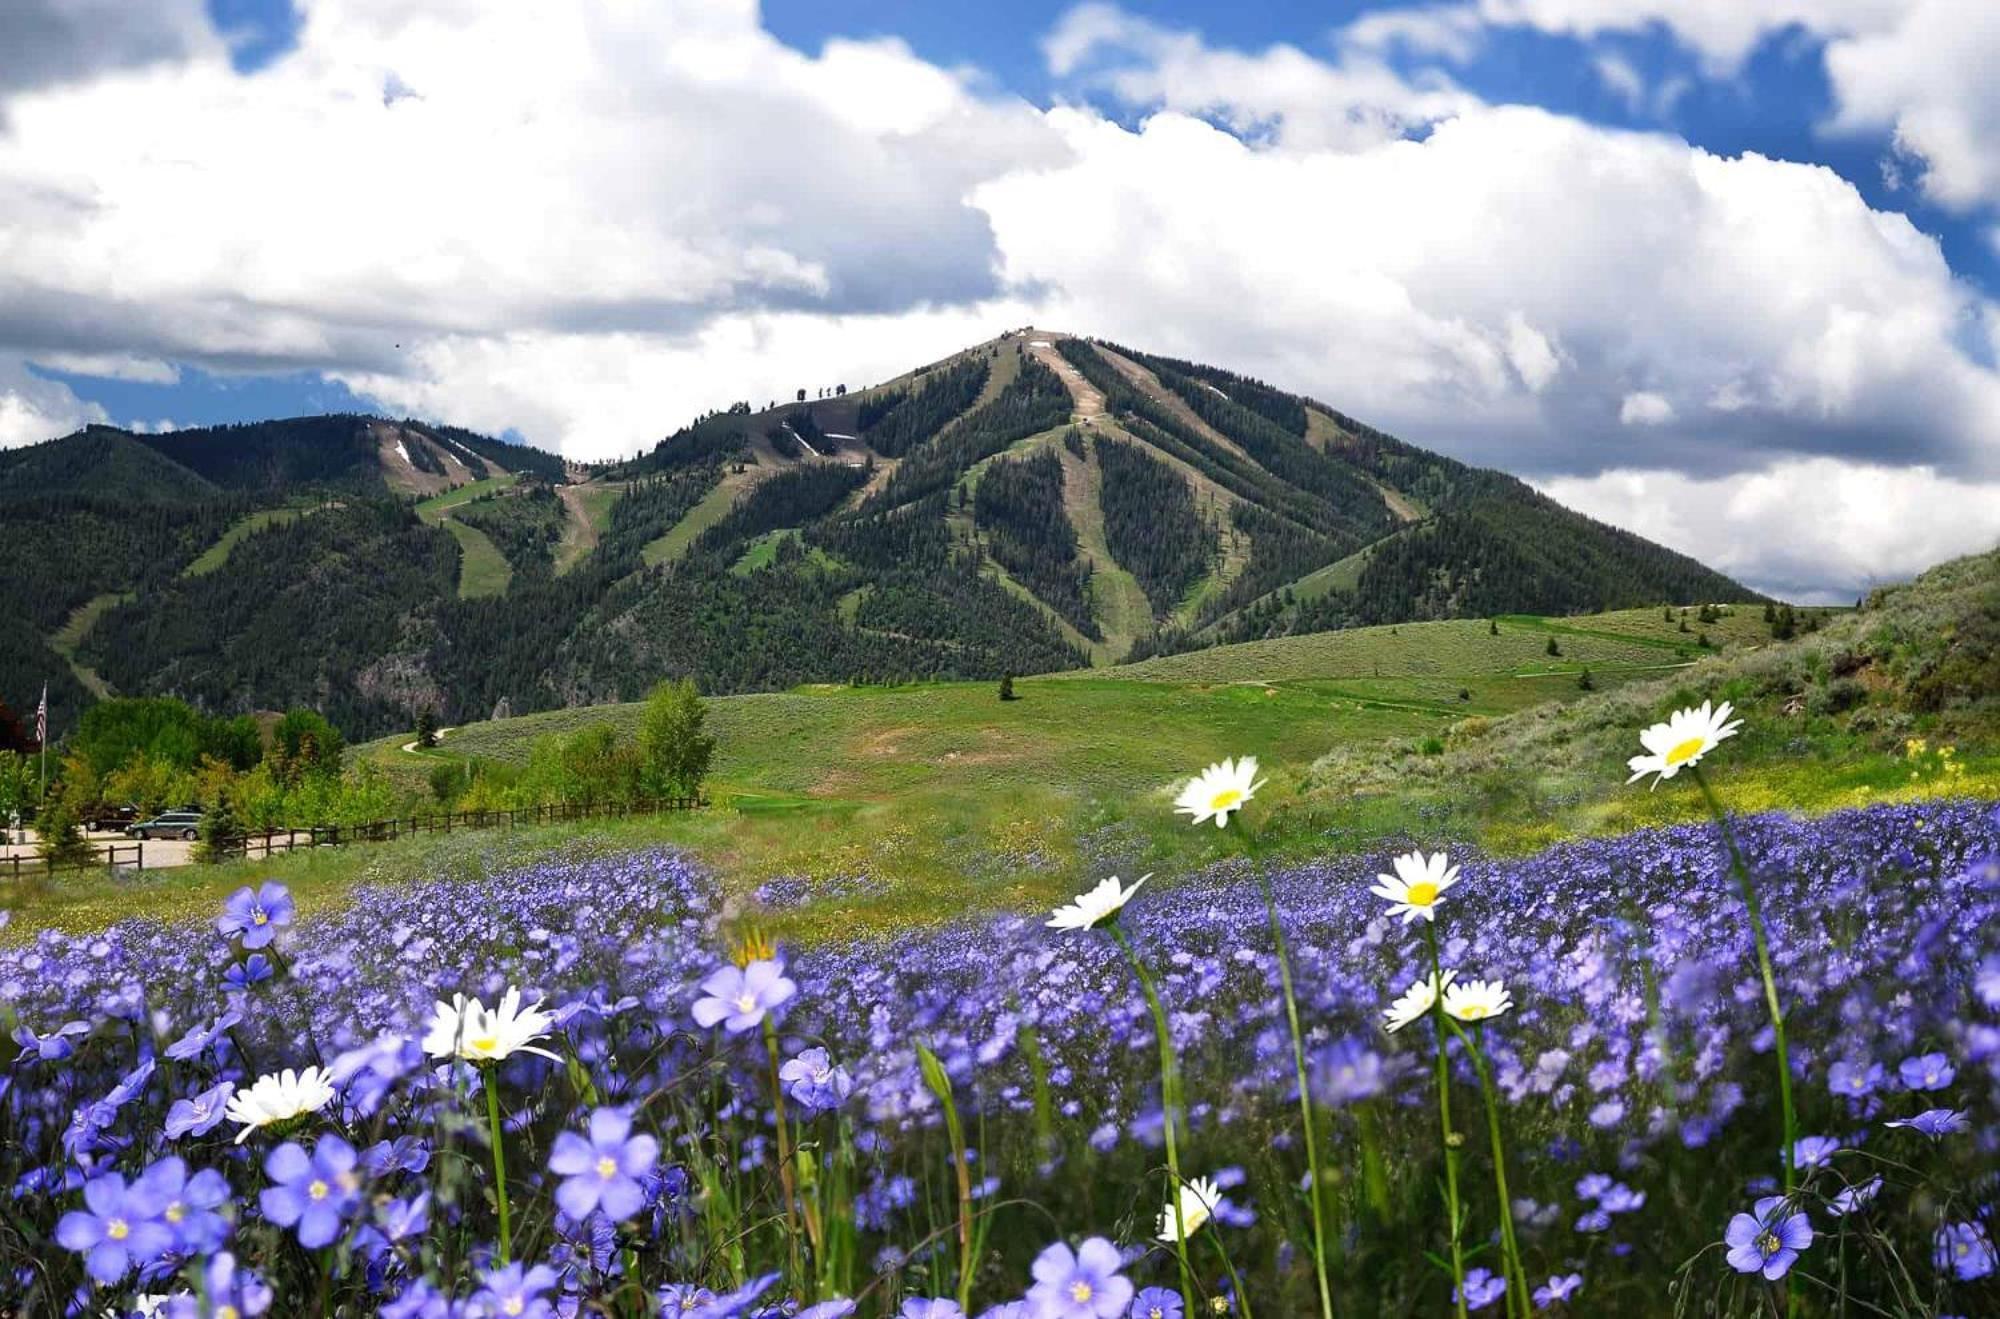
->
{"left": 1043, "top": 2, "right": 1483, "bottom": 151}
{"left": 1538, "top": 459, "right": 2000, "bottom": 602}
{"left": 973, "top": 103, "right": 2000, "bottom": 481}
{"left": 1472, "top": 0, "right": 2000, "bottom": 211}
{"left": 1619, "top": 391, "right": 1673, "bottom": 425}
{"left": 0, "top": 0, "right": 1065, "bottom": 448}
{"left": 0, "top": 356, "right": 105, "bottom": 449}
{"left": 0, "top": 0, "right": 212, "bottom": 101}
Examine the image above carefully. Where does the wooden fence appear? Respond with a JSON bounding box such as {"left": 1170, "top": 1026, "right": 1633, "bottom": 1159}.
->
{"left": 0, "top": 795, "right": 704, "bottom": 881}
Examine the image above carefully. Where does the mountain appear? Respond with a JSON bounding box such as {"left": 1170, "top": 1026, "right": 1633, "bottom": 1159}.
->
{"left": 1, "top": 332, "right": 1758, "bottom": 740}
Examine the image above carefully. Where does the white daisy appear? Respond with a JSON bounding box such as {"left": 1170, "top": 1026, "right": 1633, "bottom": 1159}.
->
{"left": 1173, "top": 757, "right": 1264, "bottom": 828}
{"left": 1442, "top": 978, "right": 1515, "bottom": 1023}
{"left": 1046, "top": 874, "right": 1149, "bottom": 932}
{"left": 1156, "top": 1175, "right": 1224, "bottom": 1242}
{"left": 1626, "top": 700, "right": 1743, "bottom": 788}
{"left": 1382, "top": 970, "right": 1456, "bottom": 1034}
{"left": 224, "top": 1065, "right": 336, "bottom": 1143}
{"left": 421, "top": 986, "right": 560, "bottom": 1064}
{"left": 1369, "top": 850, "right": 1461, "bottom": 923}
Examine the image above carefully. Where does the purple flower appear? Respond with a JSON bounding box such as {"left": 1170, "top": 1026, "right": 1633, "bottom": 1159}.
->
{"left": 1790, "top": 1136, "right": 1840, "bottom": 1172}
{"left": 1532, "top": 1274, "right": 1582, "bottom": 1309}
{"left": 1828, "top": 1177, "right": 1882, "bottom": 1216}
{"left": 1599, "top": 1182, "right": 1646, "bottom": 1215}
{"left": 164, "top": 1081, "right": 235, "bottom": 1140}
{"left": 1933, "top": 1222, "right": 1995, "bottom": 1282}
{"left": 258, "top": 1133, "right": 362, "bottom": 1248}
{"left": 165, "top": 1251, "right": 272, "bottom": 1318}
{"left": 549, "top": 1107, "right": 658, "bottom": 1221}
{"left": 1308, "top": 1038, "right": 1386, "bottom": 1107}
{"left": 1827, "top": 1060, "right": 1882, "bottom": 1098}
{"left": 1128, "top": 1288, "right": 1184, "bottom": 1319}
{"left": 1575, "top": 1172, "right": 1613, "bottom": 1200}
{"left": 1885, "top": 1108, "right": 1967, "bottom": 1139}
{"left": 1724, "top": 1197, "right": 1812, "bottom": 1280}
{"left": 473, "top": 1262, "right": 559, "bottom": 1319}
{"left": 12, "top": 1019, "right": 89, "bottom": 1062}
{"left": 54, "top": 1171, "right": 172, "bottom": 1284}
{"left": 690, "top": 958, "right": 796, "bottom": 1034}
{"left": 778, "top": 1046, "right": 854, "bottom": 1113}
{"left": 901, "top": 1303, "right": 965, "bottom": 1319}
{"left": 1896, "top": 1052, "right": 1954, "bottom": 1091}
{"left": 217, "top": 882, "right": 294, "bottom": 949}
{"left": 798, "top": 1304, "right": 858, "bottom": 1319}
{"left": 136, "top": 1155, "right": 232, "bottom": 1254}
{"left": 223, "top": 954, "right": 274, "bottom": 992}
{"left": 1026, "top": 1237, "right": 1133, "bottom": 1318}
{"left": 165, "top": 1009, "right": 241, "bottom": 1062}
{"left": 1457, "top": 1267, "right": 1506, "bottom": 1311}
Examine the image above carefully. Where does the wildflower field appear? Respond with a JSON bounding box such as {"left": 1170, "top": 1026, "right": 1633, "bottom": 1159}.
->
{"left": 2, "top": 702, "right": 1997, "bottom": 1317}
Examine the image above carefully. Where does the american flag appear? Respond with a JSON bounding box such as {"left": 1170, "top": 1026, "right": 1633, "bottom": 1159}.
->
{"left": 36, "top": 683, "right": 46, "bottom": 747}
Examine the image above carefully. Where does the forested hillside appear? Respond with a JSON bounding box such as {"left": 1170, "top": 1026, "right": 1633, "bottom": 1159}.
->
{"left": 3, "top": 328, "right": 1761, "bottom": 742}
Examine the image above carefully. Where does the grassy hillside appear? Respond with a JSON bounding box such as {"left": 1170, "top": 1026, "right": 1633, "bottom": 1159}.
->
{"left": 345, "top": 566, "right": 1992, "bottom": 942}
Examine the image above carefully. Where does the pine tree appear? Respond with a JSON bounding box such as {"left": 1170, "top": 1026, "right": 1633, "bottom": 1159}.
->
{"left": 1546, "top": 636, "right": 1561, "bottom": 657}
{"left": 999, "top": 674, "right": 1017, "bottom": 702}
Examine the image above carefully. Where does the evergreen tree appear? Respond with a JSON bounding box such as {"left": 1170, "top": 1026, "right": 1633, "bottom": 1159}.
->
{"left": 998, "top": 674, "right": 1017, "bottom": 702}
{"left": 415, "top": 709, "right": 439, "bottom": 750}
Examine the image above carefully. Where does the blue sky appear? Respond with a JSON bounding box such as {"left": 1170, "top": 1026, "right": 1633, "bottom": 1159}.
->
{"left": 4, "top": 0, "right": 1999, "bottom": 597}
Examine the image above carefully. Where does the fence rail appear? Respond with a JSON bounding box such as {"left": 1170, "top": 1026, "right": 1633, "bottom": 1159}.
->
{"left": 0, "top": 795, "right": 705, "bottom": 882}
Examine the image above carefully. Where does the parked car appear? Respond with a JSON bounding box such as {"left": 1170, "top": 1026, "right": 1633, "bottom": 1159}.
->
{"left": 128, "top": 810, "right": 204, "bottom": 841}
{"left": 85, "top": 804, "right": 139, "bottom": 833}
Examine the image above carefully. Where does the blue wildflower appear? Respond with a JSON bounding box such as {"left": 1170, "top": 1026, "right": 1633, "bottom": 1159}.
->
{"left": 1128, "top": 1289, "right": 1184, "bottom": 1319}
{"left": 216, "top": 882, "right": 294, "bottom": 949}
{"left": 1026, "top": 1237, "right": 1132, "bottom": 1318}
{"left": 1933, "top": 1222, "right": 1995, "bottom": 1282}
{"left": 548, "top": 1107, "right": 658, "bottom": 1221}
{"left": 163, "top": 1081, "right": 235, "bottom": 1140}
{"left": 472, "top": 1262, "right": 559, "bottom": 1319}
{"left": 258, "top": 1134, "right": 362, "bottom": 1248}
{"left": 1457, "top": 1267, "right": 1506, "bottom": 1311}
{"left": 778, "top": 1046, "right": 853, "bottom": 1112}
{"left": 1896, "top": 1052, "right": 1954, "bottom": 1091}
{"left": 54, "top": 1171, "right": 172, "bottom": 1284}
{"left": 1724, "top": 1197, "right": 1812, "bottom": 1280}
{"left": 1532, "top": 1274, "right": 1582, "bottom": 1309}
{"left": 136, "top": 1155, "right": 231, "bottom": 1254}
{"left": 691, "top": 958, "right": 796, "bottom": 1034}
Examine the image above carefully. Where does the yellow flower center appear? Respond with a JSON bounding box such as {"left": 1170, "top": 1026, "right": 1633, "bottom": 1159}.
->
{"left": 106, "top": 1218, "right": 129, "bottom": 1241}
{"left": 165, "top": 1201, "right": 186, "bottom": 1223}
{"left": 308, "top": 1178, "right": 330, "bottom": 1201}
{"left": 504, "top": 1300, "right": 525, "bottom": 1317}
{"left": 1459, "top": 1004, "right": 1488, "bottom": 1020}
{"left": 733, "top": 993, "right": 758, "bottom": 1014}
{"left": 1758, "top": 1231, "right": 1781, "bottom": 1256}
{"left": 470, "top": 1035, "right": 500, "bottom": 1055}
{"left": 1209, "top": 788, "right": 1242, "bottom": 811}
{"left": 1070, "top": 1281, "right": 1095, "bottom": 1302}
{"left": 219, "top": 1307, "right": 240, "bottom": 1319}
{"left": 1406, "top": 880, "right": 1439, "bottom": 907}
{"left": 1664, "top": 736, "right": 1708, "bottom": 766}
{"left": 597, "top": 1155, "right": 619, "bottom": 1179}
{"left": 252, "top": 909, "right": 268, "bottom": 925}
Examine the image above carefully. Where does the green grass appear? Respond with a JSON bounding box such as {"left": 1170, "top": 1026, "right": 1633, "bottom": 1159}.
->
{"left": 555, "top": 483, "right": 623, "bottom": 575}
{"left": 183, "top": 507, "right": 309, "bottom": 576}
{"left": 642, "top": 469, "right": 760, "bottom": 567}
{"left": 438, "top": 521, "right": 512, "bottom": 598}
{"left": 48, "top": 592, "right": 130, "bottom": 699}
{"left": 1058, "top": 443, "right": 1153, "bottom": 663}
{"left": 415, "top": 474, "right": 519, "bottom": 523}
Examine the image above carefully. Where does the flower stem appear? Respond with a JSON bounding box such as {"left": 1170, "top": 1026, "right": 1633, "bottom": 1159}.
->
{"left": 1423, "top": 923, "right": 1470, "bottom": 1319}
{"left": 483, "top": 1065, "right": 512, "bottom": 1265}
{"left": 1248, "top": 850, "right": 1338, "bottom": 1319}
{"left": 764, "top": 1019, "right": 807, "bottom": 1293}
{"left": 1110, "top": 922, "right": 1198, "bottom": 1319}
{"left": 1691, "top": 767, "right": 1796, "bottom": 1197}
{"left": 1457, "top": 1023, "right": 1532, "bottom": 1319}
